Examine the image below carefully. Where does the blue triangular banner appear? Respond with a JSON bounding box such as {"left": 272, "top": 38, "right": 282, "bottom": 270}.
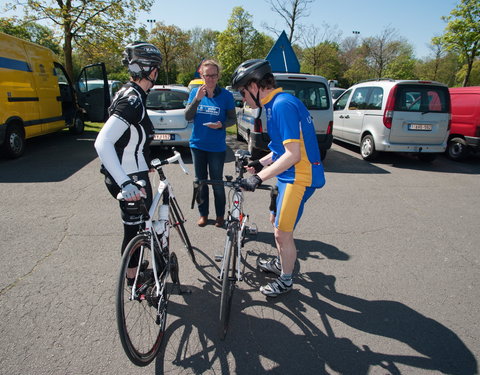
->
{"left": 265, "top": 31, "right": 300, "bottom": 73}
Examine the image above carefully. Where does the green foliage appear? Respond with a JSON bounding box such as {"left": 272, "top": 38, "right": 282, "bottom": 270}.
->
{"left": 5, "top": 0, "right": 155, "bottom": 79}
{"left": 216, "top": 7, "right": 274, "bottom": 87}
{"left": 384, "top": 55, "right": 417, "bottom": 80}
{"left": 149, "top": 22, "right": 190, "bottom": 84}
{"left": 177, "top": 72, "right": 195, "bottom": 87}
{"left": 3, "top": 3, "right": 476, "bottom": 90}
{"left": 439, "top": 0, "right": 480, "bottom": 85}
{"left": 178, "top": 28, "right": 219, "bottom": 76}
{"left": 415, "top": 51, "right": 460, "bottom": 86}
{"left": 0, "top": 17, "right": 60, "bottom": 53}
{"left": 302, "top": 42, "right": 342, "bottom": 78}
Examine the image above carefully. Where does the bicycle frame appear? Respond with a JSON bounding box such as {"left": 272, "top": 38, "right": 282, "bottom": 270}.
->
{"left": 122, "top": 151, "right": 189, "bottom": 301}
{"left": 219, "top": 186, "right": 248, "bottom": 283}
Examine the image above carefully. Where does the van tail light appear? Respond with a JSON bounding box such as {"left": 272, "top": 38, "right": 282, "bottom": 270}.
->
{"left": 327, "top": 120, "right": 333, "bottom": 135}
{"left": 254, "top": 118, "right": 263, "bottom": 133}
{"left": 383, "top": 85, "right": 398, "bottom": 129}
{"left": 448, "top": 115, "right": 451, "bottom": 131}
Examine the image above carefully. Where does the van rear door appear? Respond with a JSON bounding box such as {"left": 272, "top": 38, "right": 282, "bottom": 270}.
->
{"left": 389, "top": 83, "right": 450, "bottom": 145}
{"left": 76, "top": 63, "right": 110, "bottom": 122}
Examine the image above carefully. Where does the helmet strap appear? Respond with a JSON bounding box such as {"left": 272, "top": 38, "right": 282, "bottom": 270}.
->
{"left": 253, "top": 90, "right": 261, "bottom": 109}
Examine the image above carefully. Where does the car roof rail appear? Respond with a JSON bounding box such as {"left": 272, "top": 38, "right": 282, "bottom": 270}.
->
{"left": 357, "top": 77, "right": 395, "bottom": 84}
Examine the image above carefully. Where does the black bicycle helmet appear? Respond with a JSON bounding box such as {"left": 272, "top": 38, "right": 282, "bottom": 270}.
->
{"left": 122, "top": 42, "right": 162, "bottom": 79}
{"left": 231, "top": 59, "right": 272, "bottom": 90}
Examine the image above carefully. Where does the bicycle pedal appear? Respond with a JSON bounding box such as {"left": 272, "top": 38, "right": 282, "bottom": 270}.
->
{"left": 214, "top": 254, "right": 223, "bottom": 262}
{"left": 247, "top": 223, "right": 258, "bottom": 236}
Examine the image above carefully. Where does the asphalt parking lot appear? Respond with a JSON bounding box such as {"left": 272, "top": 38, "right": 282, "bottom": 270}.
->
{"left": 0, "top": 130, "right": 478, "bottom": 375}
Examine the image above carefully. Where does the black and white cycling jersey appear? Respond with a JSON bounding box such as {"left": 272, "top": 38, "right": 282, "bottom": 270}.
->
{"left": 95, "top": 81, "right": 154, "bottom": 187}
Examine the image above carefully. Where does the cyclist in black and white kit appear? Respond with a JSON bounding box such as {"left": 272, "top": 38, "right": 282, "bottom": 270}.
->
{"left": 94, "top": 42, "right": 162, "bottom": 268}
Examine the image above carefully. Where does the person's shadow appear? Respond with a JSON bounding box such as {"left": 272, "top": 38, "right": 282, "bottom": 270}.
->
{"left": 154, "top": 246, "right": 477, "bottom": 374}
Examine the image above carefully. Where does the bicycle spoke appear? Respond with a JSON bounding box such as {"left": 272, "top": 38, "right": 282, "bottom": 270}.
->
{"left": 116, "top": 234, "right": 167, "bottom": 366}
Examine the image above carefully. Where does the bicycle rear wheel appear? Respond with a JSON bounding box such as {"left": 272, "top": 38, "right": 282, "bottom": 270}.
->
{"left": 169, "top": 196, "right": 195, "bottom": 262}
{"left": 116, "top": 233, "right": 168, "bottom": 366}
{"left": 219, "top": 229, "right": 237, "bottom": 340}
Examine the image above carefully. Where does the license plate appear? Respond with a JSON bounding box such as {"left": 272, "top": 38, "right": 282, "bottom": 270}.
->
{"left": 154, "top": 134, "right": 174, "bottom": 140}
{"left": 408, "top": 124, "right": 432, "bottom": 131}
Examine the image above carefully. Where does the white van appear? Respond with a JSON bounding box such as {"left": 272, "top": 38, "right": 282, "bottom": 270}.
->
{"left": 236, "top": 72, "right": 333, "bottom": 160}
{"left": 333, "top": 79, "right": 451, "bottom": 161}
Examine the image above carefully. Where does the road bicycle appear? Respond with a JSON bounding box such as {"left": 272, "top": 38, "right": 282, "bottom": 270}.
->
{"left": 116, "top": 149, "right": 194, "bottom": 366}
{"left": 192, "top": 149, "right": 274, "bottom": 339}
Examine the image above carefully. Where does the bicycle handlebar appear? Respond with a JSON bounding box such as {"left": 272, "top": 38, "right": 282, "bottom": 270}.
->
{"left": 191, "top": 178, "right": 273, "bottom": 209}
{"left": 151, "top": 148, "right": 189, "bottom": 175}
{"left": 117, "top": 149, "right": 188, "bottom": 201}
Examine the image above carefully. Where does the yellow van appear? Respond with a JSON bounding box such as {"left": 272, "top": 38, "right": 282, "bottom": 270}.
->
{"left": 187, "top": 78, "right": 204, "bottom": 91}
{"left": 0, "top": 32, "right": 109, "bottom": 158}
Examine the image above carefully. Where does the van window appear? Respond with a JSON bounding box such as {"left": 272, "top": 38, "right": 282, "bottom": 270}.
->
{"left": 395, "top": 85, "right": 449, "bottom": 113}
{"left": 278, "top": 80, "right": 330, "bottom": 110}
{"left": 333, "top": 89, "right": 351, "bottom": 110}
{"left": 54, "top": 66, "right": 69, "bottom": 85}
{"left": 367, "top": 87, "right": 383, "bottom": 110}
{"left": 349, "top": 87, "right": 370, "bottom": 110}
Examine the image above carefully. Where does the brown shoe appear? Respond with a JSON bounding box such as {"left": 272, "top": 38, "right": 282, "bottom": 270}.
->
{"left": 197, "top": 216, "right": 208, "bottom": 227}
{"left": 215, "top": 217, "right": 225, "bottom": 228}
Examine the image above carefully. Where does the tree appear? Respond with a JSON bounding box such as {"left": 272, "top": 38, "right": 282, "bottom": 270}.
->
{"left": 438, "top": 0, "right": 480, "bottom": 86}
{"left": 149, "top": 22, "right": 190, "bottom": 84}
{"left": 0, "top": 17, "right": 60, "bottom": 53}
{"left": 175, "top": 27, "right": 219, "bottom": 83}
{"left": 300, "top": 23, "right": 342, "bottom": 77}
{"left": 263, "top": 0, "right": 314, "bottom": 43}
{"left": 216, "top": 7, "right": 273, "bottom": 87}
{"left": 5, "top": 0, "right": 154, "bottom": 80}
{"left": 363, "top": 27, "right": 414, "bottom": 78}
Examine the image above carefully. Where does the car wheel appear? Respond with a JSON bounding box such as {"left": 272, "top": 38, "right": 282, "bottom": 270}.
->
{"left": 69, "top": 114, "right": 85, "bottom": 134}
{"left": 2, "top": 124, "right": 25, "bottom": 159}
{"left": 320, "top": 149, "right": 327, "bottom": 161}
{"left": 360, "top": 135, "right": 378, "bottom": 161}
{"left": 418, "top": 153, "right": 437, "bottom": 162}
{"left": 447, "top": 137, "right": 469, "bottom": 161}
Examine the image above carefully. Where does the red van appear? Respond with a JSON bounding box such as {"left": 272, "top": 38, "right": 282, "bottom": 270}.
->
{"left": 447, "top": 87, "right": 480, "bottom": 161}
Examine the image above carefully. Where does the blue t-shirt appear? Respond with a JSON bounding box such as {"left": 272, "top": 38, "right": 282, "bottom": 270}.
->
{"left": 262, "top": 88, "right": 325, "bottom": 188}
{"left": 187, "top": 87, "right": 235, "bottom": 152}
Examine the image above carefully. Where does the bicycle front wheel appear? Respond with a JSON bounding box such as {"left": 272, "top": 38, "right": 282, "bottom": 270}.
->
{"left": 219, "top": 229, "right": 237, "bottom": 340}
{"left": 116, "top": 234, "right": 167, "bottom": 366}
{"left": 169, "top": 196, "right": 195, "bottom": 262}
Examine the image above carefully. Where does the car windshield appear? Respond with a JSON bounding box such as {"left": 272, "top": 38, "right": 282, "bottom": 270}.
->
{"left": 277, "top": 80, "right": 330, "bottom": 110}
{"left": 146, "top": 90, "right": 189, "bottom": 110}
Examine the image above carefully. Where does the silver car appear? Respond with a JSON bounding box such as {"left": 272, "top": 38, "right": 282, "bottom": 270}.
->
{"left": 147, "top": 85, "right": 192, "bottom": 147}
{"left": 333, "top": 79, "right": 451, "bottom": 161}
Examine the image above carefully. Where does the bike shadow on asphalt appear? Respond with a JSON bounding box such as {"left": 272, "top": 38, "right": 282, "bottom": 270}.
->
{"left": 154, "top": 246, "right": 477, "bottom": 374}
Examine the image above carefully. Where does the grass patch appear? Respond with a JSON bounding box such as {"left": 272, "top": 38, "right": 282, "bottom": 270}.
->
{"left": 85, "top": 122, "right": 104, "bottom": 132}
{"left": 226, "top": 124, "right": 237, "bottom": 135}
{"left": 83, "top": 121, "right": 237, "bottom": 136}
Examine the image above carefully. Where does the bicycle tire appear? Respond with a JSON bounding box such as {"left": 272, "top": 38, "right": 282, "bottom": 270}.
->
{"left": 169, "top": 196, "right": 195, "bottom": 262}
{"left": 116, "top": 233, "right": 168, "bottom": 366}
{"left": 169, "top": 251, "right": 179, "bottom": 284}
{"left": 219, "top": 229, "right": 236, "bottom": 340}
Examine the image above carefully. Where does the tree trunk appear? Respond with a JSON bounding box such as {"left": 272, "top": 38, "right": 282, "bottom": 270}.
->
{"left": 63, "top": 26, "right": 74, "bottom": 81}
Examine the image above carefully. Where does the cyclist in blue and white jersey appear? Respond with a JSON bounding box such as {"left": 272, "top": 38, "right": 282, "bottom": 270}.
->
{"left": 94, "top": 42, "right": 161, "bottom": 271}
{"left": 231, "top": 59, "right": 326, "bottom": 297}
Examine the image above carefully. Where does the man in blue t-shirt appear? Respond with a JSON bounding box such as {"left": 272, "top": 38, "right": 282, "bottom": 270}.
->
{"left": 231, "top": 59, "right": 326, "bottom": 297}
{"left": 185, "top": 60, "right": 236, "bottom": 228}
